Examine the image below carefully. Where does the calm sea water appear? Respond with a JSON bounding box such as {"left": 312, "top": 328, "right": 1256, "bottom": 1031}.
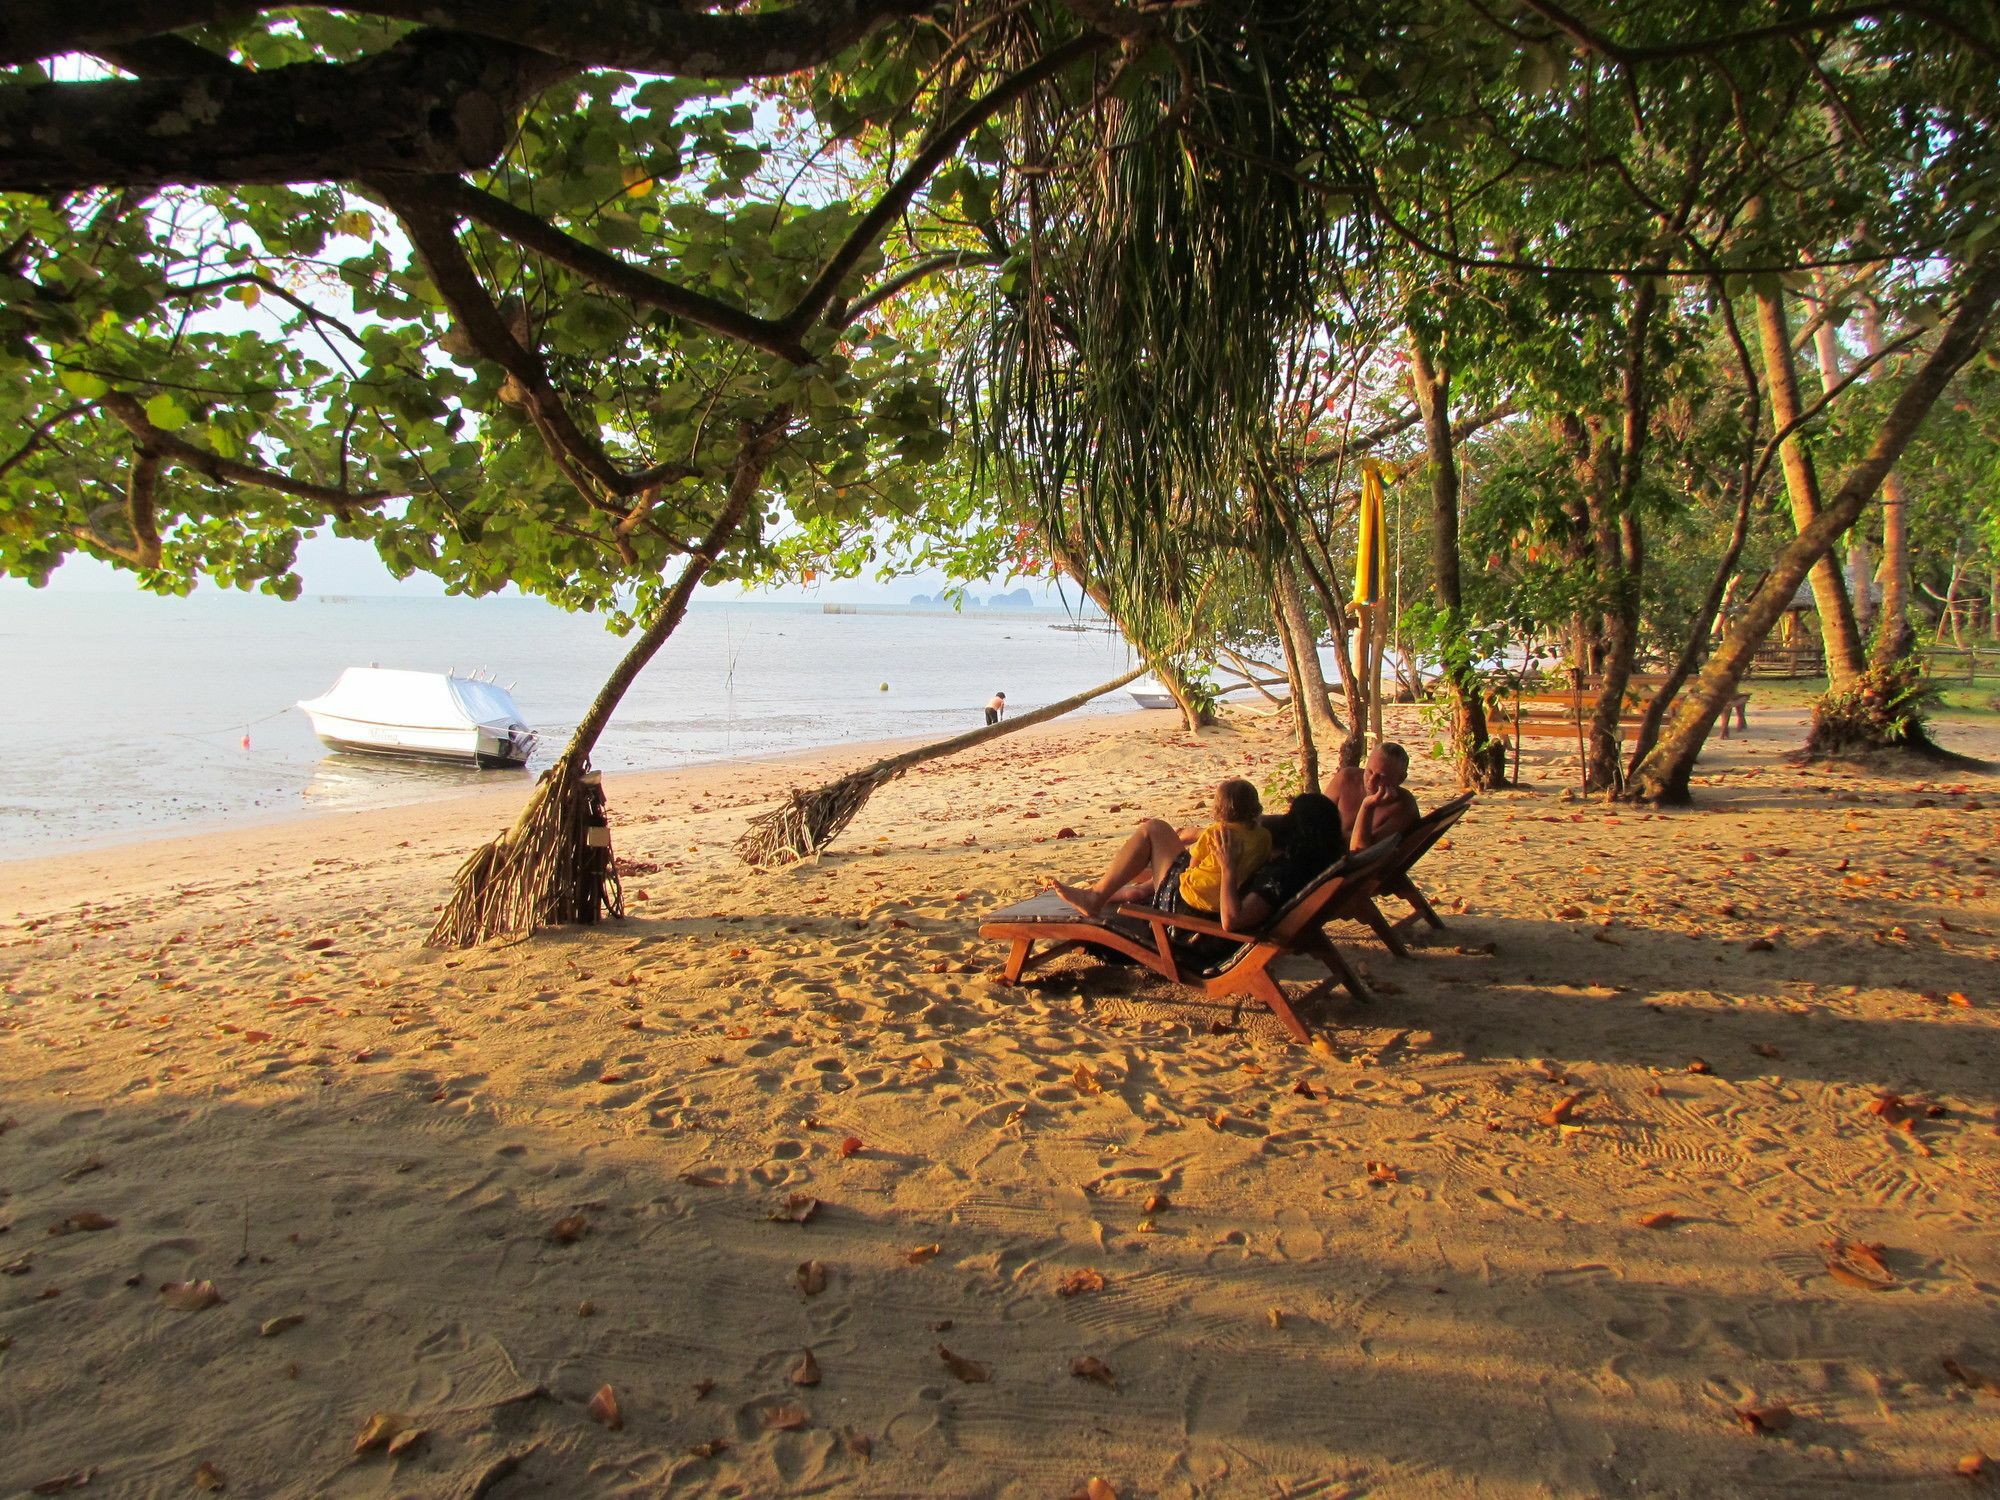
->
{"left": 0, "top": 592, "right": 1136, "bottom": 856}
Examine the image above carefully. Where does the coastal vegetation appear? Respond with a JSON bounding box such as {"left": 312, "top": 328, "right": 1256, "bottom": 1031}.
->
{"left": 2, "top": 1, "right": 1997, "bottom": 939}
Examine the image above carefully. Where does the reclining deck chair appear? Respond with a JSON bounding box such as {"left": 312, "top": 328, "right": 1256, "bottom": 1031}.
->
{"left": 978, "top": 836, "right": 1402, "bottom": 1044}
{"left": 1352, "top": 792, "right": 1474, "bottom": 957}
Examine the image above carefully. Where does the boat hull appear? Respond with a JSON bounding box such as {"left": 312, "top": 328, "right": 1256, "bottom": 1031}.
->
{"left": 302, "top": 710, "right": 533, "bottom": 768}
{"left": 1128, "top": 692, "right": 1179, "bottom": 710}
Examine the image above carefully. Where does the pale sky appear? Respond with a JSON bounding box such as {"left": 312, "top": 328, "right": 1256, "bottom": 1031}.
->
{"left": 7, "top": 530, "right": 1084, "bottom": 609}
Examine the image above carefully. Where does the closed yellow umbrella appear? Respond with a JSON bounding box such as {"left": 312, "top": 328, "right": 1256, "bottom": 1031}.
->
{"left": 1353, "top": 459, "right": 1386, "bottom": 606}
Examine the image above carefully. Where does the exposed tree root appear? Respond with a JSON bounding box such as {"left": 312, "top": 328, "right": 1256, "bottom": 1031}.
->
{"left": 427, "top": 755, "right": 621, "bottom": 948}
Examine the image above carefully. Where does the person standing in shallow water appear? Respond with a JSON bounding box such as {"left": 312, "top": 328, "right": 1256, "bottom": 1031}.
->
{"left": 984, "top": 691, "right": 1007, "bottom": 726}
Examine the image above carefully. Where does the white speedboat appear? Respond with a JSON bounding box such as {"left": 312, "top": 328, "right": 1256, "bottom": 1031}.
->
{"left": 298, "top": 668, "right": 537, "bottom": 767}
{"left": 1128, "top": 678, "right": 1180, "bottom": 710}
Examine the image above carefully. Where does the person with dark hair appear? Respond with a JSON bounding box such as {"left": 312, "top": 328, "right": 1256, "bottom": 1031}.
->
{"left": 1050, "top": 777, "right": 1270, "bottom": 926}
{"left": 984, "top": 691, "right": 1007, "bottom": 726}
{"left": 1223, "top": 790, "right": 1348, "bottom": 931}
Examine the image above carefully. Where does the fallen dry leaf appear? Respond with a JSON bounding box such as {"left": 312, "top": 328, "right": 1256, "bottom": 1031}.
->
{"left": 1072, "top": 1480, "right": 1119, "bottom": 1500}
{"left": 193, "top": 1461, "right": 226, "bottom": 1492}
{"left": 546, "top": 1213, "right": 588, "bottom": 1245}
{"left": 259, "top": 1314, "right": 305, "bottom": 1337}
{"left": 1072, "top": 1062, "right": 1103, "bottom": 1094}
{"left": 677, "top": 1171, "right": 724, "bottom": 1189}
{"left": 48, "top": 1211, "right": 117, "bottom": 1236}
{"left": 761, "top": 1403, "right": 809, "bottom": 1431}
{"left": 938, "top": 1345, "right": 989, "bottom": 1383}
{"left": 1947, "top": 992, "right": 1973, "bottom": 1008}
{"left": 1057, "top": 1267, "right": 1106, "bottom": 1297}
{"left": 1365, "top": 1161, "right": 1400, "bottom": 1184}
{"left": 768, "top": 1193, "right": 819, "bottom": 1225}
{"left": 796, "top": 1259, "right": 827, "bottom": 1296}
{"left": 1266, "top": 1307, "right": 1285, "bottom": 1329}
{"left": 1958, "top": 1451, "right": 1989, "bottom": 1478}
{"left": 1071, "top": 1355, "right": 1115, "bottom": 1386}
{"left": 1636, "top": 1211, "right": 1678, "bottom": 1230}
{"left": 1540, "top": 1092, "right": 1585, "bottom": 1127}
{"left": 587, "top": 1384, "right": 623, "bottom": 1430}
{"left": 1942, "top": 1356, "right": 2000, "bottom": 1396}
{"left": 688, "top": 1438, "right": 729, "bottom": 1459}
{"left": 1686, "top": 1058, "right": 1712, "bottom": 1075}
{"left": 790, "top": 1349, "right": 821, "bottom": 1387}
{"left": 1733, "top": 1402, "right": 1793, "bottom": 1434}
{"left": 159, "top": 1279, "right": 225, "bottom": 1311}
{"left": 385, "top": 1427, "right": 425, "bottom": 1458}
{"left": 1142, "top": 1193, "right": 1169, "bottom": 1215}
{"left": 692, "top": 1377, "right": 715, "bottom": 1400}
{"left": 837, "top": 1136, "right": 864, "bottom": 1158}
{"left": 1827, "top": 1262, "right": 1893, "bottom": 1291}
{"left": 1557, "top": 904, "right": 1586, "bottom": 921}
{"left": 30, "top": 1469, "right": 98, "bottom": 1494}
{"left": 843, "top": 1429, "right": 873, "bottom": 1460}
{"left": 906, "top": 1242, "right": 942, "bottom": 1265}
{"left": 353, "top": 1412, "right": 408, "bottom": 1453}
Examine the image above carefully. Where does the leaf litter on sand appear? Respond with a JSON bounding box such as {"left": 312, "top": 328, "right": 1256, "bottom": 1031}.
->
{"left": 1540, "top": 1092, "right": 1585, "bottom": 1126}
{"left": 1821, "top": 1239, "right": 1895, "bottom": 1290}
{"left": 587, "top": 1384, "right": 623, "bottom": 1430}
{"left": 796, "top": 1259, "right": 827, "bottom": 1296}
{"left": 769, "top": 1193, "right": 819, "bottom": 1225}
{"left": 47, "top": 1211, "right": 117, "bottom": 1235}
{"left": 1071, "top": 1356, "right": 1115, "bottom": 1386}
{"left": 353, "top": 1412, "right": 408, "bottom": 1453}
{"left": 761, "top": 1403, "right": 809, "bottom": 1431}
{"left": 790, "top": 1349, "right": 821, "bottom": 1386}
{"left": 159, "top": 1279, "right": 225, "bottom": 1311}
{"left": 938, "top": 1345, "right": 989, "bottom": 1383}
{"left": 1942, "top": 1356, "right": 2000, "bottom": 1397}
{"left": 1733, "top": 1402, "right": 1793, "bottom": 1434}
{"left": 546, "top": 1213, "right": 588, "bottom": 1244}
{"left": 193, "top": 1460, "right": 226, "bottom": 1491}
{"left": 1057, "top": 1267, "right": 1105, "bottom": 1297}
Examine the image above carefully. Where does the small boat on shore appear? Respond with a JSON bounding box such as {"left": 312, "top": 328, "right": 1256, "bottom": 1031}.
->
{"left": 298, "top": 668, "right": 537, "bottom": 767}
{"left": 1128, "top": 678, "right": 1179, "bottom": 710}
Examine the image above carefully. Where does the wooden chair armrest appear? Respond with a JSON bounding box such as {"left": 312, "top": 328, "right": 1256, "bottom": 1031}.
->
{"left": 1111, "top": 903, "right": 1257, "bottom": 944}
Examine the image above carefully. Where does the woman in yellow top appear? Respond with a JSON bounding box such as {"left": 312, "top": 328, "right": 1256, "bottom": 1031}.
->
{"left": 1051, "top": 778, "right": 1272, "bottom": 928}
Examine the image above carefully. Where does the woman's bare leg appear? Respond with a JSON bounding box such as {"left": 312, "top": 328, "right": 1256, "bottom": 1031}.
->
{"left": 1052, "top": 819, "right": 1183, "bottom": 914}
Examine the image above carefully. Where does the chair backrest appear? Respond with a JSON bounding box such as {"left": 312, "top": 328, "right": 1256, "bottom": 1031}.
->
{"left": 1379, "top": 792, "right": 1474, "bottom": 885}
{"left": 1263, "top": 834, "right": 1402, "bottom": 945}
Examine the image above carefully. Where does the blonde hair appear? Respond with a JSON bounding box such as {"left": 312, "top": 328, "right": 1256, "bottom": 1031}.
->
{"left": 1213, "top": 778, "right": 1262, "bottom": 824}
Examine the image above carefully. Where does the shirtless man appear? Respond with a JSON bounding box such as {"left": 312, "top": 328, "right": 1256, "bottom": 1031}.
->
{"left": 1335, "top": 741, "right": 1419, "bottom": 847}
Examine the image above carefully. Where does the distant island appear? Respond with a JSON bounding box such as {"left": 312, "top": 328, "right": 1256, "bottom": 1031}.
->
{"left": 908, "top": 587, "right": 1038, "bottom": 609}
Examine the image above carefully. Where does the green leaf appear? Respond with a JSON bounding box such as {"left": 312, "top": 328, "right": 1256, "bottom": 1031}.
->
{"left": 59, "top": 369, "right": 109, "bottom": 399}
{"left": 144, "top": 393, "right": 190, "bottom": 430}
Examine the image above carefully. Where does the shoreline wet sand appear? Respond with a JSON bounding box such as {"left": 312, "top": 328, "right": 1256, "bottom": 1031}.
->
{"left": 2, "top": 705, "right": 1997, "bottom": 1496}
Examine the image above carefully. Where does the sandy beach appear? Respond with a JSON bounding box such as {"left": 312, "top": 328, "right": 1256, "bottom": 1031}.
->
{"left": 3, "top": 704, "right": 1998, "bottom": 1498}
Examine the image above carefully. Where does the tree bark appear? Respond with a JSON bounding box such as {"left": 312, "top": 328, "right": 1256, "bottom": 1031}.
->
{"left": 1408, "top": 336, "right": 1506, "bottom": 789}
{"left": 1754, "top": 276, "right": 1867, "bottom": 686}
{"left": 1628, "top": 260, "right": 2000, "bottom": 802}
{"left": 1274, "top": 558, "right": 1345, "bottom": 751}
{"left": 1860, "top": 292, "right": 1917, "bottom": 667}
{"left": 1271, "top": 596, "right": 1322, "bottom": 793}
{"left": 1807, "top": 285, "right": 1875, "bottom": 638}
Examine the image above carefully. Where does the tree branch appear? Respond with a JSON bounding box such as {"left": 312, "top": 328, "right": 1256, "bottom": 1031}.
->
{"left": 1, "top": 0, "right": 936, "bottom": 76}
{"left": 98, "top": 392, "right": 399, "bottom": 514}
{"left": 0, "top": 29, "right": 568, "bottom": 191}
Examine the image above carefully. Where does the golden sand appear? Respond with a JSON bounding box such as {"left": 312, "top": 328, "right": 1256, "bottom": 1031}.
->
{"left": 2, "top": 705, "right": 1997, "bottom": 1497}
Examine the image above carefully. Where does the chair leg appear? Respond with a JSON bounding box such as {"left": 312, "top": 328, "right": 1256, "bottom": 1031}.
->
{"left": 1002, "top": 938, "right": 1031, "bottom": 983}
{"left": 1242, "top": 965, "right": 1310, "bottom": 1045}
{"left": 1305, "top": 933, "right": 1374, "bottom": 1005}
{"left": 1357, "top": 898, "right": 1412, "bottom": 957}
{"left": 1403, "top": 883, "right": 1446, "bottom": 931}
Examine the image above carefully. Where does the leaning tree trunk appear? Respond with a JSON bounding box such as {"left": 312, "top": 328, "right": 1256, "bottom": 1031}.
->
{"left": 1274, "top": 558, "right": 1345, "bottom": 753}
{"left": 428, "top": 425, "right": 779, "bottom": 946}
{"left": 1409, "top": 337, "right": 1507, "bottom": 789}
{"left": 1291, "top": 539, "right": 1368, "bottom": 769}
{"left": 736, "top": 663, "right": 1147, "bottom": 865}
{"left": 1755, "top": 274, "right": 1867, "bottom": 687}
{"left": 1628, "top": 260, "right": 2000, "bottom": 802}
{"left": 1053, "top": 541, "right": 1213, "bottom": 731}
{"left": 1861, "top": 292, "right": 1918, "bottom": 670}
{"left": 1271, "top": 590, "right": 1322, "bottom": 793}
{"left": 1808, "top": 282, "right": 1877, "bottom": 640}
{"left": 1628, "top": 480, "right": 1755, "bottom": 772}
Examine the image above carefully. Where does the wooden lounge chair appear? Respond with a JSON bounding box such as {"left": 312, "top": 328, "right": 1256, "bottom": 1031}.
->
{"left": 978, "top": 836, "right": 1402, "bottom": 1044}
{"left": 1353, "top": 792, "right": 1475, "bottom": 958}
